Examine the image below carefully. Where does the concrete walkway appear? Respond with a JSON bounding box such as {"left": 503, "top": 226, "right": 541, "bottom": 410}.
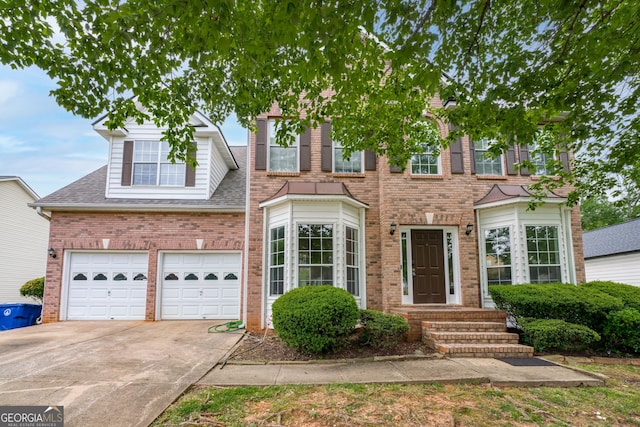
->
{"left": 0, "top": 321, "right": 243, "bottom": 427}
{"left": 200, "top": 356, "right": 605, "bottom": 387}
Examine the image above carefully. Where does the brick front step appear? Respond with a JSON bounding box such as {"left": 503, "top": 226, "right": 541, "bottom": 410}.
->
{"left": 435, "top": 343, "right": 534, "bottom": 358}
{"left": 426, "top": 331, "right": 520, "bottom": 344}
{"left": 422, "top": 321, "right": 507, "bottom": 332}
{"left": 390, "top": 307, "right": 509, "bottom": 341}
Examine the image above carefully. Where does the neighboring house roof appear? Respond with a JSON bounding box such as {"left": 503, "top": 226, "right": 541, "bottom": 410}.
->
{"left": 583, "top": 218, "right": 640, "bottom": 259}
{"left": 260, "top": 181, "right": 369, "bottom": 208}
{"left": 30, "top": 146, "right": 247, "bottom": 212}
{"left": 0, "top": 176, "right": 40, "bottom": 200}
{"left": 475, "top": 184, "right": 564, "bottom": 208}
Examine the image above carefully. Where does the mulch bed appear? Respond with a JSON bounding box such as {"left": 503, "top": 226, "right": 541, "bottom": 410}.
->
{"left": 226, "top": 331, "right": 435, "bottom": 363}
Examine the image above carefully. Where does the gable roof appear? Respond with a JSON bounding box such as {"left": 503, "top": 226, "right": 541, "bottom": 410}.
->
{"left": 0, "top": 176, "right": 40, "bottom": 200}
{"left": 583, "top": 218, "right": 640, "bottom": 259}
{"left": 475, "top": 184, "right": 565, "bottom": 208}
{"left": 30, "top": 146, "right": 246, "bottom": 212}
{"left": 92, "top": 103, "right": 238, "bottom": 170}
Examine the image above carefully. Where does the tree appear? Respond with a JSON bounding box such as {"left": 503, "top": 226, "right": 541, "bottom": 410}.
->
{"left": 580, "top": 196, "right": 625, "bottom": 231}
{"left": 2, "top": 1, "right": 639, "bottom": 202}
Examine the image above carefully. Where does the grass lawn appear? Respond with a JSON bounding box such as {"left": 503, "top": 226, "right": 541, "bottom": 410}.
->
{"left": 152, "top": 361, "right": 640, "bottom": 426}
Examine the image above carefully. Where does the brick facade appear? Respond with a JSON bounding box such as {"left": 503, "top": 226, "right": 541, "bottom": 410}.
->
{"left": 245, "top": 93, "right": 586, "bottom": 331}
{"left": 43, "top": 211, "right": 245, "bottom": 322}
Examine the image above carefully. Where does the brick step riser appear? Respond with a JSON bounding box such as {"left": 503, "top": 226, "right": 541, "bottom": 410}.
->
{"left": 422, "top": 322, "right": 507, "bottom": 332}
{"left": 427, "top": 337, "right": 520, "bottom": 344}
{"left": 445, "top": 352, "right": 534, "bottom": 358}
{"left": 435, "top": 344, "right": 534, "bottom": 357}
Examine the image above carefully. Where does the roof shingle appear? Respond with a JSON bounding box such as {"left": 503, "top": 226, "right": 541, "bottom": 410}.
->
{"left": 583, "top": 218, "right": 640, "bottom": 259}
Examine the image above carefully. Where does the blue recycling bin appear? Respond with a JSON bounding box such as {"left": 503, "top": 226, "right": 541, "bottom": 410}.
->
{"left": 0, "top": 304, "right": 42, "bottom": 331}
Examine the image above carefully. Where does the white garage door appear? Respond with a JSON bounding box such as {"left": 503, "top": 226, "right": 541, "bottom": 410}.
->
{"left": 67, "top": 252, "right": 148, "bottom": 320}
{"left": 160, "top": 252, "right": 241, "bottom": 319}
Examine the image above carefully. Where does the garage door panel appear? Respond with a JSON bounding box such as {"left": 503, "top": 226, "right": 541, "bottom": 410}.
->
{"left": 66, "top": 253, "right": 148, "bottom": 320}
{"left": 161, "top": 252, "right": 241, "bottom": 320}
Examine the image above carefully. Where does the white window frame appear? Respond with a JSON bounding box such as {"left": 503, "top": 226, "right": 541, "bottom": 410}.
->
{"left": 132, "top": 140, "right": 185, "bottom": 186}
{"left": 268, "top": 225, "right": 286, "bottom": 296}
{"left": 268, "top": 119, "right": 299, "bottom": 172}
{"left": 483, "top": 226, "right": 513, "bottom": 286}
{"left": 525, "top": 225, "right": 562, "bottom": 283}
{"left": 333, "top": 140, "right": 363, "bottom": 173}
{"left": 410, "top": 143, "right": 441, "bottom": 175}
{"left": 474, "top": 138, "right": 504, "bottom": 176}
{"left": 345, "top": 226, "right": 360, "bottom": 296}
{"left": 296, "top": 223, "right": 335, "bottom": 287}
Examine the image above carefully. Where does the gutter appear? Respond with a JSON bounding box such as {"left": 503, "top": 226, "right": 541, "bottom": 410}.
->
{"left": 35, "top": 207, "right": 51, "bottom": 221}
{"left": 28, "top": 203, "right": 245, "bottom": 213}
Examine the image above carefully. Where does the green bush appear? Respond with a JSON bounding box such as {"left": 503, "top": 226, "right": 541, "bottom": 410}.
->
{"left": 358, "top": 310, "right": 409, "bottom": 348}
{"left": 581, "top": 281, "right": 640, "bottom": 312}
{"left": 520, "top": 318, "right": 601, "bottom": 352}
{"left": 20, "top": 277, "right": 44, "bottom": 303}
{"left": 488, "top": 283, "right": 624, "bottom": 331}
{"left": 603, "top": 309, "right": 640, "bottom": 354}
{"left": 272, "top": 286, "right": 359, "bottom": 354}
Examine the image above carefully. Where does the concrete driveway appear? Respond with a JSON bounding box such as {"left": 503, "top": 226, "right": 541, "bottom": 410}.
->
{"left": 0, "top": 321, "right": 243, "bottom": 427}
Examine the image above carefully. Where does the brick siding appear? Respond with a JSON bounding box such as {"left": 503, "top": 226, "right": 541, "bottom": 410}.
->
{"left": 43, "top": 211, "right": 245, "bottom": 323}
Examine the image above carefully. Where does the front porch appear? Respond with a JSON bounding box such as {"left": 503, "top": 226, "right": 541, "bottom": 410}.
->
{"left": 389, "top": 305, "right": 534, "bottom": 358}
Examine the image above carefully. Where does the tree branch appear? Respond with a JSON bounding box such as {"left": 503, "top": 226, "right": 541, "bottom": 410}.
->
{"left": 465, "top": 0, "right": 491, "bottom": 58}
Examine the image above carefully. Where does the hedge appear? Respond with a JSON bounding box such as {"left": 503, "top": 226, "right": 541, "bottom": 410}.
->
{"left": 603, "top": 308, "right": 640, "bottom": 354}
{"left": 580, "top": 281, "right": 640, "bottom": 312}
{"left": 272, "top": 285, "right": 359, "bottom": 354}
{"left": 520, "top": 318, "right": 601, "bottom": 352}
{"left": 488, "top": 283, "right": 624, "bottom": 332}
{"left": 20, "top": 277, "right": 44, "bottom": 303}
{"left": 358, "top": 309, "right": 409, "bottom": 348}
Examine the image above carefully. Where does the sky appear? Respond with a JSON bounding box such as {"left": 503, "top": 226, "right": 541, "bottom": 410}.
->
{"left": 0, "top": 64, "right": 247, "bottom": 198}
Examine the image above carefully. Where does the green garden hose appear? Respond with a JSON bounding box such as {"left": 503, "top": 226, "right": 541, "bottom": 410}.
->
{"left": 208, "top": 320, "right": 244, "bottom": 333}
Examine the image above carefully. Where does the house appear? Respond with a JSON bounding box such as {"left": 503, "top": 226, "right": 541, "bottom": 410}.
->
{"left": 32, "top": 95, "right": 586, "bottom": 356}
{"left": 0, "top": 176, "right": 50, "bottom": 303}
{"left": 583, "top": 219, "right": 640, "bottom": 286}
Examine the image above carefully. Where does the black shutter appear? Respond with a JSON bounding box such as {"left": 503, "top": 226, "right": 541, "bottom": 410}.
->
{"left": 518, "top": 144, "right": 531, "bottom": 176}
{"left": 300, "top": 127, "right": 311, "bottom": 171}
{"left": 364, "top": 150, "right": 376, "bottom": 171}
{"left": 469, "top": 138, "right": 477, "bottom": 175}
{"left": 506, "top": 146, "right": 517, "bottom": 175}
{"left": 449, "top": 124, "right": 464, "bottom": 174}
{"left": 255, "top": 118, "right": 267, "bottom": 170}
{"left": 321, "top": 122, "right": 333, "bottom": 172}
{"left": 121, "top": 140, "right": 134, "bottom": 186}
{"left": 560, "top": 148, "right": 570, "bottom": 171}
{"left": 185, "top": 142, "right": 197, "bottom": 187}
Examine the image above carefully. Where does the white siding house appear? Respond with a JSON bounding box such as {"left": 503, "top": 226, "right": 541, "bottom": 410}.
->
{"left": 0, "top": 177, "right": 49, "bottom": 302}
{"left": 583, "top": 219, "right": 640, "bottom": 287}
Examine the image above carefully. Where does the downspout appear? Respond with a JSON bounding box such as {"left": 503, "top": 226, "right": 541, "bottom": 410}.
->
{"left": 36, "top": 207, "right": 51, "bottom": 222}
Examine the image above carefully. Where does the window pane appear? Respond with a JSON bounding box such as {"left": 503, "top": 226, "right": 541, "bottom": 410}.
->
{"left": 484, "top": 227, "right": 512, "bottom": 285}
{"left": 526, "top": 225, "right": 561, "bottom": 283}
{"left": 134, "top": 140, "right": 159, "bottom": 162}
{"left": 345, "top": 226, "right": 359, "bottom": 296}
{"left": 133, "top": 163, "right": 157, "bottom": 185}
{"left": 298, "top": 223, "right": 333, "bottom": 287}
{"left": 160, "top": 163, "right": 185, "bottom": 185}
{"left": 474, "top": 139, "right": 503, "bottom": 175}
{"left": 411, "top": 144, "right": 439, "bottom": 175}
{"left": 269, "top": 225, "right": 286, "bottom": 295}
{"left": 334, "top": 146, "right": 363, "bottom": 173}
{"left": 269, "top": 146, "right": 297, "bottom": 171}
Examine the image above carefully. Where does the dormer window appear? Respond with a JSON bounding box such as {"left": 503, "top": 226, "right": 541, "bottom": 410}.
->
{"left": 133, "top": 140, "right": 185, "bottom": 186}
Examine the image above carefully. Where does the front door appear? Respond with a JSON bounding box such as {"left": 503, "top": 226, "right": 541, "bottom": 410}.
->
{"left": 411, "top": 230, "right": 446, "bottom": 303}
